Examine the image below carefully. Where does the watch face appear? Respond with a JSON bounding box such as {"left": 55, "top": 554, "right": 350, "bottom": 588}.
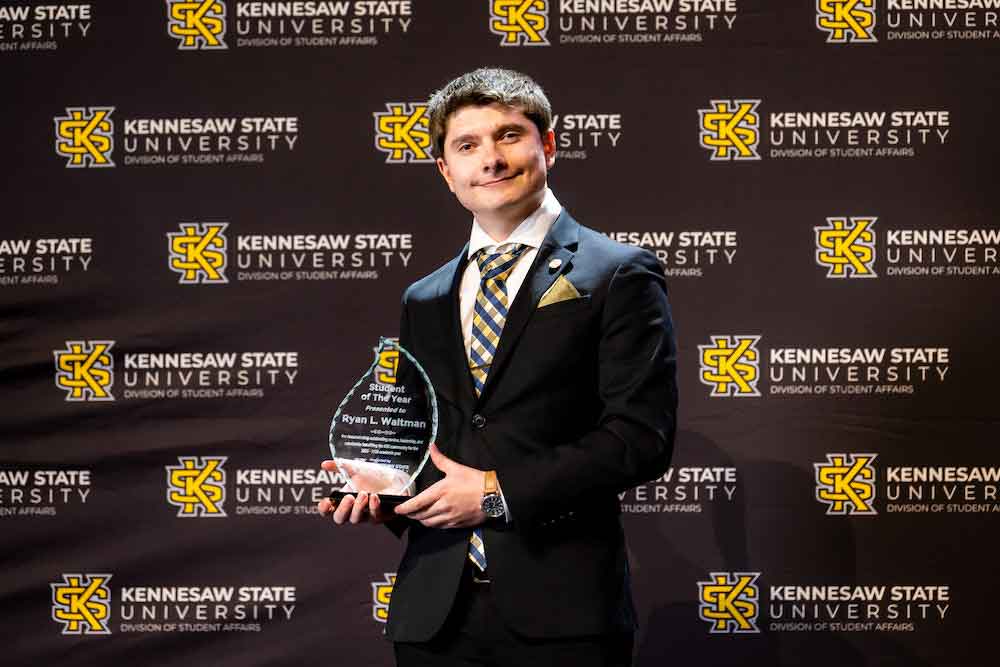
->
{"left": 482, "top": 494, "right": 504, "bottom": 518}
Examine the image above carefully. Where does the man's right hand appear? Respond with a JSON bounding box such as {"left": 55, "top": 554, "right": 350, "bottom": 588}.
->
{"left": 316, "top": 460, "right": 391, "bottom": 525}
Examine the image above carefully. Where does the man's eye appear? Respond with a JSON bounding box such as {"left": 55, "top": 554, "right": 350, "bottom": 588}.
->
{"left": 458, "top": 143, "right": 473, "bottom": 152}
{"left": 501, "top": 131, "right": 519, "bottom": 141}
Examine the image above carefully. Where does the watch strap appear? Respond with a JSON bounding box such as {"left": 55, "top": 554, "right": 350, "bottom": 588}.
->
{"left": 484, "top": 470, "right": 498, "bottom": 495}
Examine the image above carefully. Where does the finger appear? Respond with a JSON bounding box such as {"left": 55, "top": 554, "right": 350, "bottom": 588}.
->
{"left": 317, "top": 497, "right": 334, "bottom": 515}
{"left": 419, "top": 511, "right": 456, "bottom": 528}
{"left": 408, "top": 497, "right": 451, "bottom": 523}
{"left": 370, "top": 494, "right": 386, "bottom": 524}
{"left": 350, "top": 492, "right": 369, "bottom": 524}
{"left": 320, "top": 460, "right": 338, "bottom": 472}
{"left": 396, "top": 482, "right": 443, "bottom": 516}
{"left": 333, "top": 495, "right": 354, "bottom": 524}
{"left": 408, "top": 497, "right": 443, "bottom": 521}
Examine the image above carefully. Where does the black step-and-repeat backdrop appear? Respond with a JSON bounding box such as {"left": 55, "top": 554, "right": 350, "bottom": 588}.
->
{"left": 3, "top": 1, "right": 999, "bottom": 665}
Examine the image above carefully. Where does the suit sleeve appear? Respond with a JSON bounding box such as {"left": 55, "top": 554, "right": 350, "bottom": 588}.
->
{"left": 498, "top": 250, "right": 677, "bottom": 527}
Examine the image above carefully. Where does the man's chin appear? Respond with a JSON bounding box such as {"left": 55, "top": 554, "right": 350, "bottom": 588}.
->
{"left": 473, "top": 194, "right": 522, "bottom": 215}
{"left": 458, "top": 183, "right": 545, "bottom": 221}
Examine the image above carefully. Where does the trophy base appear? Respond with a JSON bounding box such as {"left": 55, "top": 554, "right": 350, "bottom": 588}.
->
{"left": 328, "top": 490, "right": 408, "bottom": 513}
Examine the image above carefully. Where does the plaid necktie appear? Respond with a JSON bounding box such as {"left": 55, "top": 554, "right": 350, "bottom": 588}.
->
{"left": 467, "top": 243, "right": 528, "bottom": 572}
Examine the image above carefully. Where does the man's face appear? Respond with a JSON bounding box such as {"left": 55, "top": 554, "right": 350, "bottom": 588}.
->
{"left": 436, "top": 102, "right": 556, "bottom": 227}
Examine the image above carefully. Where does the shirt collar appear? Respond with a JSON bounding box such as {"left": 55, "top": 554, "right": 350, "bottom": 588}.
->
{"left": 467, "top": 188, "right": 562, "bottom": 258}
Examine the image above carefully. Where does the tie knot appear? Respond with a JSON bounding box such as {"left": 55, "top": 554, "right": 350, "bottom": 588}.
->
{"left": 476, "top": 244, "right": 528, "bottom": 284}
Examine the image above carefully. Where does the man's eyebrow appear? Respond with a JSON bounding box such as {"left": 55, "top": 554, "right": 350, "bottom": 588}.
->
{"left": 449, "top": 133, "right": 478, "bottom": 147}
{"left": 493, "top": 123, "right": 527, "bottom": 136}
{"left": 449, "top": 123, "right": 530, "bottom": 148}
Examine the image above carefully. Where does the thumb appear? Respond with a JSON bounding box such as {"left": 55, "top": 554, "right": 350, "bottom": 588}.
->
{"left": 429, "top": 443, "right": 452, "bottom": 472}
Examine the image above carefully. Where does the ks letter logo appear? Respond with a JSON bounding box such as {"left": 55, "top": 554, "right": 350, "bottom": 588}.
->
{"left": 51, "top": 574, "right": 113, "bottom": 635}
{"left": 815, "top": 216, "right": 877, "bottom": 278}
{"left": 698, "top": 572, "right": 760, "bottom": 634}
{"left": 372, "top": 573, "right": 396, "bottom": 623}
{"left": 489, "top": 0, "right": 549, "bottom": 46}
{"left": 376, "top": 343, "right": 400, "bottom": 385}
{"left": 817, "top": 0, "right": 877, "bottom": 43}
{"left": 54, "top": 341, "right": 115, "bottom": 402}
{"left": 699, "top": 335, "right": 761, "bottom": 397}
{"left": 374, "top": 103, "right": 433, "bottom": 163}
{"left": 167, "top": 0, "right": 228, "bottom": 49}
{"left": 699, "top": 100, "right": 761, "bottom": 161}
{"left": 167, "top": 222, "right": 229, "bottom": 284}
{"left": 54, "top": 107, "right": 115, "bottom": 168}
{"left": 815, "top": 453, "right": 878, "bottom": 515}
{"left": 166, "top": 456, "right": 228, "bottom": 517}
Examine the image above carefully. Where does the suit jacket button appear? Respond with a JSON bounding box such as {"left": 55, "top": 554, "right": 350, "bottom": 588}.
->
{"left": 471, "top": 413, "right": 487, "bottom": 429}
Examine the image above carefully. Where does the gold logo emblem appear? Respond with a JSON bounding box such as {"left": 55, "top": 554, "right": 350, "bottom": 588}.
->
{"left": 371, "top": 573, "right": 396, "bottom": 623}
{"left": 376, "top": 346, "right": 399, "bottom": 385}
{"left": 167, "top": 222, "right": 229, "bottom": 284}
{"left": 489, "top": 0, "right": 549, "bottom": 46}
{"left": 54, "top": 107, "right": 115, "bottom": 168}
{"left": 699, "top": 336, "right": 761, "bottom": 397}
{"left": 54, "top": 341, "right": 115, "bottom": 402}
{"left": 815, "top": 216, "right": 877, "bottom": 278}
{"left": 817, "top": 0, "right": 877, "bottom": 43}
{"left": 815, "top": 453, "right": 877, "bottom": 515}
{"left": 699, "top": 100, "right": 761, "bottom": 161}
{"left": 698, "top": 572, "right": 760, "bottom": 634}
{"left": 167, "top": 0, "right": 228, "bottom": 49}
{"left": 166, "top": 456, "right": 227, "bottom": 517}
{"left": 51, "top": 574, "right": 113, "bottom": 635}
{"left": 374, "top": 103, "right": 433, "bottom": 163}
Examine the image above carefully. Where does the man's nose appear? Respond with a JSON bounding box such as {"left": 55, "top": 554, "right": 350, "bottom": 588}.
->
{"left": 480, "top": 142, "right": 507, "bottom": 172}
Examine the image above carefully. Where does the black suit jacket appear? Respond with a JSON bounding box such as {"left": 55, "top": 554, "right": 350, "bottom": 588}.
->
{"left": 385, "top": 209, "right": 677, "bottom": 642}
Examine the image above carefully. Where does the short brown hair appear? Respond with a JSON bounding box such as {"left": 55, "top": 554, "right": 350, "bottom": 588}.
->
{"left": 427, "top": 67, "right": 552, "bottom": 159}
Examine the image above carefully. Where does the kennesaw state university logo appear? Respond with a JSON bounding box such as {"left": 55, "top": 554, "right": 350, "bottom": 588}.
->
{"left": 166, "top": 456, "right": 228, "bottom": 517}
{"left": 376, "top": 345, "right": 399, "bottom": 384}
{"left": 699, "top": 335, "right": 761, "bottom": 397}
{"left": 54, "top": 341, "right": 115, "bottom": 401}
{"left": 372, "top": 573, "right": 396, "bottom": 622}
{"left": 815, "top": 453, "right": 878, "bottom": 515}
{"left": 699, "top": 100, "right": 761, "bottom": 161}
{"left": 489, "top": 0, "right": 549, "bottom": 46}
{"left": 167, "top": 222, "right": 229, "bottom": 284}
{"left": 815, "top": 216, "right": 877, "bottom": 278}
{"left": 51, "top": 573, "right": 113, "bottom": 635}
{"left": 698, "top": 572, "right": 761, "bottom": 634}
{"left": 816, "top": 0, "right": 877, "bottom": 43}
{"left": 54, "top": 107, "right": 115, "bottom": 168}
{"left": 373, "top": 103, "right": 432, "bottom": 163}
{"left": 167, "top": 0, "right": 228, "bottom": 49}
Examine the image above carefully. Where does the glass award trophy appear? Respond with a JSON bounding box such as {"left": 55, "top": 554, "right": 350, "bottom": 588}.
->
{"left": 328, "top": 337, "right": 437, "bottom": 511}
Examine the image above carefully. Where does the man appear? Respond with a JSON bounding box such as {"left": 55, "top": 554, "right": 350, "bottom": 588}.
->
{"left": 318, "top": 67, "right": 677, "bottom": 666}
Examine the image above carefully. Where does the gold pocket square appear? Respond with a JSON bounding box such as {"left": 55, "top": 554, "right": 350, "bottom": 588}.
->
{"left": 538, "top": 274, "right": 582, "bottom": 308}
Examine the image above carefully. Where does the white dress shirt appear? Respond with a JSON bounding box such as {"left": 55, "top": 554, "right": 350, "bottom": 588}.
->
{"left": 459, "top": 187, "right": 562, "bottom": 353}
{"left": 458, "top": 188, "right": 562, "bottom": 522}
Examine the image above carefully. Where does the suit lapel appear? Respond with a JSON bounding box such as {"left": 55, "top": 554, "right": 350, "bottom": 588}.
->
{"left": 443, "top": 243, "right": 478, "bottom": 408}
{"left": 476, "top": 210, "right": 580, "bottom": 405}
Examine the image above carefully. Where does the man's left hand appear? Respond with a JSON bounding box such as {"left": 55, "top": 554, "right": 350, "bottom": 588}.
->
{"left": 395, "top": 443, "right": 487, "bottom": 528}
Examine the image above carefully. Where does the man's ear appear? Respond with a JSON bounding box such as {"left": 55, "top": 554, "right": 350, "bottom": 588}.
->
{"left": 436, "top": 157, "right": 456, "bottom": 193}
{"left": 542, "top": 128, "right": 556, "bottom": 168}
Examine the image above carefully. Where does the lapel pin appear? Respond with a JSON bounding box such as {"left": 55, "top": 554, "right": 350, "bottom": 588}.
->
{"left": 548, "top": 258, "right": 562, "bottom": 270}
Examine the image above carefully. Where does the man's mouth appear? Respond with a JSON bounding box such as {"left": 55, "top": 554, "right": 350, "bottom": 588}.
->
{"left": 477, "top": 173, "right": 518, "bottom": 187}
